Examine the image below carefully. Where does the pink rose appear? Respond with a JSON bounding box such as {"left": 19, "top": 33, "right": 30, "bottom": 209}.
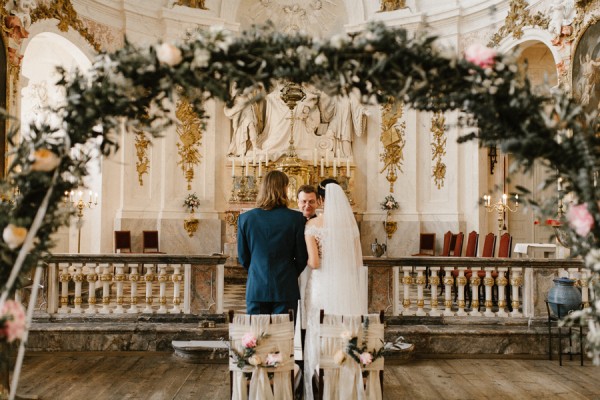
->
{"left": 241, "top": 332, "right": 257, "bottom": 348}
{"left": 567, "top": 203, "right": 594, "bottom": 237}
{"left": 265, "top": 352, "right": 283, "bottom": 366}
{"left": 464, "top": 43, "right": 497, "bottom": 68}
{"left": 359, "top": 352, "right": 373, "bottom": 365}
{"left": 0, "top": 300, "right": 26, "bottom": 342}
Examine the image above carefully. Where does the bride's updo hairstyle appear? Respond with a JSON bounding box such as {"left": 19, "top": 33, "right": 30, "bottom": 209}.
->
{"left": 317, "top": 178, "right": 339, "bottom": 200}
{"left": 257, "top": 170, "right": 289, "bottom": 210}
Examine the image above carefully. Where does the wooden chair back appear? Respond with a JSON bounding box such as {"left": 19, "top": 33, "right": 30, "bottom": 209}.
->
{"left": 142, "top": 230, "right": 161, "bottom": 253}
{"left": 412, "top": 233, "right": 436, "bottom": 256}
{"left": 481, "top": 233, "right": 496, "bottom": 257}
{"left": 451, "top": 232, "right": 464, "bottom": 257}
{"left": 465, "top": 231, "right": 479, "bottom": 257}
{"left": 440, "top": 231, "right": 454, "bottom": 256}
{"left": 114, "top": 231, "right": 132, "bottom": 253}
{"left": 498, "top": 233, "right": 512, "bottom": 258}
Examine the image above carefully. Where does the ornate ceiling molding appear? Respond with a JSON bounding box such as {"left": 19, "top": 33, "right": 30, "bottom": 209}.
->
{"left": 488, "top": 0, "right": 550, "bottom": 48}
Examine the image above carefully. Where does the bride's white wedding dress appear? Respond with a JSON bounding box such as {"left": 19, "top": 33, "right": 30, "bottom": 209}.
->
{"left": 303, "top": 183, "right": 367, "bottom": 400}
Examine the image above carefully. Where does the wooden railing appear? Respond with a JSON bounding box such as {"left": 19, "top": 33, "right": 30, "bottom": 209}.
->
{"left": 43, "top": 254, "right": 228, "bottom": 315}
{"left": 362, "top": 257, "right": 588, "bottom": 318}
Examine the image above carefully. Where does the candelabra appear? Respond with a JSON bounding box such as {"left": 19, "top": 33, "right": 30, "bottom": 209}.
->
{"left": 483, "top": 194, "right": 518, "bottom": 235}
{"left": 64, "top": 190, "right": 99, "bottom": 253}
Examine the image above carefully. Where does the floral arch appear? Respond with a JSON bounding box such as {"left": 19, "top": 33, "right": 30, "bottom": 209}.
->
{"left": 0, "top": 22, "right": 599, "bottom": 367}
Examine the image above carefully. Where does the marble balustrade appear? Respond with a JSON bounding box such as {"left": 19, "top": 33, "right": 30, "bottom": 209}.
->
{"left": 44, "top": 254, "right": 227, "bottom": 315}
{"left": 363, "top": 257, "right": 589, "bottom": 318}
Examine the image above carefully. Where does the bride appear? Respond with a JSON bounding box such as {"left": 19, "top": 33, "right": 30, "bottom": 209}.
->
{"left": 302, "top": 179, "right": 367, "bottom": 399}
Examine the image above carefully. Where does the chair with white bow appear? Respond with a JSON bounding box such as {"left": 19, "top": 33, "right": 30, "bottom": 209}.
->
{"left": 315, "top": 310, "right": 385, "bottom": 400}
{"left": 228, "top": 310, "right": 295, "bottom": 400}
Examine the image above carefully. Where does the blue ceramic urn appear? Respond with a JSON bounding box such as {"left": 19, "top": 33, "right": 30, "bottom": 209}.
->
{"left": 547, "top": 277, "right": 582, "bottom": 317}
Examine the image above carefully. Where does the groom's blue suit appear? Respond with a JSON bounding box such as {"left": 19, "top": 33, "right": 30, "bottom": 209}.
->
{"left": 237, "top": 206, "right": 308, "bottom": 315}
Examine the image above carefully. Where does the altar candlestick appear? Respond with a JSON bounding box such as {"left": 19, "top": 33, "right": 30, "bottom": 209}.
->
{"left": 265, "top": 151, "right": 269, "bottom": 166}
{"left": 88, "top": 190, "right": 93, "bottom": 203}
{"left": 346, "top": 158, "right": 350, "bottom": 176}
{"left": 320, "top": 158, "right": 324, "bottom": 177}
{"left": 94, "top": 192, "right": 98, "bottom": 204}
{"left": 245, "top": 158, "right": 249, "bottom": 176}
{"left": 258, "top": 158, "right": 263, "bottom": 177}
{"left": 231, "top": 157, "right": 235, "bottom": 177}
{"left": 502, "top": 193, "right": 507, "bottom": 205}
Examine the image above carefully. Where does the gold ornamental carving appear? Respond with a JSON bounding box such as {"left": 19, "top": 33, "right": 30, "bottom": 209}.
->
{"left": 416, "top": 276, "right": 427, "bottom": 286}
{"left": 488, "top": 0, "right": 550, "bottom": 47}
{"left": 184, "top": 214, "right": 199, "bottom": 237}
{"left": 380, "top": 98, "right": 406, "bottom": 193}
{"left": 457, "top": 276, "right": 467, "bottom": 286}
{"left": 172, "top": 0, "right": 208, "bottom": 9}
{"left": 484, "top": 277, "right": 494, "bottom": 287}
{"left": 134, "top": 131, "right": 150, "bottom": 186}
{"left": 402, "top": 299, "right": 411, "bottom": 308}
{"left": 511, "top": 277, "right": 524, "bottom": 287}
{"left": 379, "top": 0, "right": 406, "bottom": 12}
{"left": 430, "top": 112, "right": 446, "bottom": 190}
{"left": 443, "top": 277, "right": 454, "bottom": 286}
{"left": 471, "top": 300, "right": 479, "bottom": 309}
{"left": 429, "top": 276, "right": 440, "bottom": 286}
{"left": 470, "top": 276, "right": 481, "bottom": 286}
{"left": 30, "top": 0, "right": 102, "bottom": 52}
{"left": 402, "top": 276, "right": 413, "bottom": 285}
{"left": 176, "top": 97, "right": 203, "bottom": 191}
{"left": 496, "top": 276, "right": 508, "bottom": 286}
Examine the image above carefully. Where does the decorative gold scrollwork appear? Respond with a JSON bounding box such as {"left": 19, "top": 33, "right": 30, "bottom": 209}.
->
{"left": 184, "top": 214, "right": 199, "bottom": 237}
{"left": 488, "top": 0, "right": 550, "bottom": 47}
{"left": 134, "top": 131, "right": 150, "bottom": 186}
{"left": 430, "top": 111, "right": 446, "bottom": 189}
{"left": 172, "top": 0, "right": 208, "bottom": 9}
{"left": 176, "top": 97, "right": 203, "bottom": 191}
{"left": 380, "top": 98, "right": 406, "bottom": 193}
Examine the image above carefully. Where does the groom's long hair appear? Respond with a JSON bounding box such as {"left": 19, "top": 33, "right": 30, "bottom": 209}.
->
{"left": 256, "top": 170, "right": 289, "bottom": 210}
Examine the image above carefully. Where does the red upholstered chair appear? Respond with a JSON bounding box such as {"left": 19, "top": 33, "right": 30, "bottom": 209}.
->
{"left": 450, "top": 232, "right": 464, "bottom": 257}
{"left": 114, "top": 231, "right": 132, "bottom": 253}
{"left": 412, "top": 233, "right": 436, "bottom": 256}
{"left": 476, "top": 233, "right": 496, "bottom": 309}
{"left": 497, "top": 233, "right": 512, "bottom": 258}
{"left": 464, "top": 231, "right": 479, "bottom": 258}
{"left": 142, "top": 230, "right": 164, "bottom": 253}
{"left": 440, "top": 231, "right": 454, "bottom": 257}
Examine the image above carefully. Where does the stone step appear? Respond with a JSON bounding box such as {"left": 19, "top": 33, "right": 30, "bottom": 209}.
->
{"left": 27, "top": 315, "right": 552, "bottom": 360}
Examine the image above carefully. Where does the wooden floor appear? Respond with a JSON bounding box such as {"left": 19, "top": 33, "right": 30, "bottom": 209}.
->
{"left": 14, "top": 352, "right": 600, "bottom": 399}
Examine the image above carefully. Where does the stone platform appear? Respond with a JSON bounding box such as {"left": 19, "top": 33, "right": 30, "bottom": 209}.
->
{"left": 27, "top": 314, "right": 555, "bottom": 361}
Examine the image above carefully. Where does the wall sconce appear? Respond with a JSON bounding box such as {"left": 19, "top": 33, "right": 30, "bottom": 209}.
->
{"left": 488, "top": 146, "right": 498, "bottom": 175}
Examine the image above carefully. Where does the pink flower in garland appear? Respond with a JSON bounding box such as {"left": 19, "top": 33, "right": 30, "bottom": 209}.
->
{"left": 567, "top": 203, "right": 594, "bottom": 237}
{"left": 464, "top": 43, "right": 497, "bottom": 68}
{"left": 0, "top": 300, "right": 26, "bottom": 343}
{"left": 359, "top": 351, "right": 373, "bottom": 366}
{"left": 241, "top": 332, "right": 257, "bottom": 348}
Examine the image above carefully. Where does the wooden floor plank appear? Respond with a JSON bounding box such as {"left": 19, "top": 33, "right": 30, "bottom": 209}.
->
{"left": 13, "top": 353, "right": 600, "bottom": 400}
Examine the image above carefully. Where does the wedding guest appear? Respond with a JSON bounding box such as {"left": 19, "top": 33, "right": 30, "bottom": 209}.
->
{"left": 237, "top": 170, "right": 308, "bottom": 316}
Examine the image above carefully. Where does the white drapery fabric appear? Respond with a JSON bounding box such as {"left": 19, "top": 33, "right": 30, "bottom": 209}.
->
{"left": 229, "top": 314, "right": 294, "bottom": 400}
{"left": 318, "top": 314, "right": 384, "bottom": 400}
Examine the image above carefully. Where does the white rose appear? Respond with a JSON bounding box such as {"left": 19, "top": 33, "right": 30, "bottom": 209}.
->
{"left": 314, "top": 53, "right": 328, "bottom": 66}
{"left": 3, "top": 224, "right": 27, "bottom": 250}
{"left": 31, "top": 149, "right": 60, "bottom": 172}
{"left": 330, "top": 34, "right": 345, "bottom": 49}
{"left": 156, "top": 43, "right": 183, "bottom": 67}
{"left": 247, "top": 355, "right": 262, "bottom": 366}
{"left": 192, "top": 48, "right": 211, "bottom": 69}
{"left": 333, "top": 349, "right": 346, "bottom": 365}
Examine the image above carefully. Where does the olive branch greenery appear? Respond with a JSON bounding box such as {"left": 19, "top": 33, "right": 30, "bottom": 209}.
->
{"left": 0, "top": 21, "right": 598, "bottom": 361}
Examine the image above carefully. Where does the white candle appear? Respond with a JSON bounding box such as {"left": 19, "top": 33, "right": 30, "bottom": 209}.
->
{"left": 231, "top": 157, "right": 235, "bottom": 177}
{"left": 88, "top": 190, "right": 92, "bottom": 202}
{"left": 346, "top": 158, "right": 350, "bottom": 176}
{"left": 258, "top": 158, "right": 263, "bottom": 177}
{"left": 265, "top": 151, "right": 269, "bottom": 166}
{"left": 557, "top": 177, "right": 563, "bottom": 191}
{"left": 333, "top": 158, "right": 337, "bottom": 177}
{"left": 313, "top": 148, "right": 317, "bottom": 167}
{"left": 502, "top": 194, "right": 507, "bottom": 205}
{"left": 325, "top": 151, "right": 329, "bottom": 167}
{"left": 245, "top": 158, "right": 249, "bottom": 176}
{"left": 320, "top": 158, "right": 324, "bottom": 177}
{"left": 515, "top": 194, "right": 519, "bottom": 206}
{"left": 94, "top": 193, "right": 98, "bottom": 204}
{"left": 78, "top": 191, "right": 83, "bottom": 201}
{"left": 252, "top": 150, "right": 257, "bottom": 165}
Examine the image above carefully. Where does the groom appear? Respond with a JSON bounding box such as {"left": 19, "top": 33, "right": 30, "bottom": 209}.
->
{"left": 237, "top": 170, "right": 308, "bottom": 316}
